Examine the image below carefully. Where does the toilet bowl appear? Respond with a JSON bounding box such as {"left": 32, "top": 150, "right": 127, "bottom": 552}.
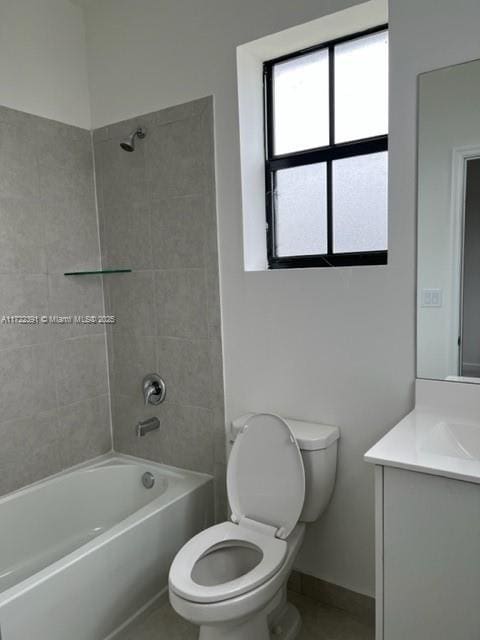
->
{"left": 169, "top": 413, "right": 339, "bottom": 640}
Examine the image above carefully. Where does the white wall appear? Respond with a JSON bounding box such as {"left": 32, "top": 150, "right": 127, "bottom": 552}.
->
{"left": 80, "top": 0, "right": 480, "bottom": 596}
{"left": 0, "top": 0, "right": 91, "bottom": 128}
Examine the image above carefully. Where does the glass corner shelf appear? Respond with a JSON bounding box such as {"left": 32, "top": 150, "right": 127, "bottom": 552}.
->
{"left": 64, "top": 268, "right": 132, "bottom": 276}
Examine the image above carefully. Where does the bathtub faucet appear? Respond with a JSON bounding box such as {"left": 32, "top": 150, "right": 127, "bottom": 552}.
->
{"left": 136, "top": 416, "right": 160, "bottom": 437}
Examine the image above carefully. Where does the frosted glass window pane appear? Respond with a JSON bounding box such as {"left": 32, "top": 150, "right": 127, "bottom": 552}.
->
{"left": 273, "top": 50, "right": 329, "bottom": 155}
{"left": 333, "top": 152, "right": 388, "bottom": 253}
{"left": 275, "top": 164, "right": 327, "bottom": 257}
{"left": 334, "top": 31, "right": 388, "bottom": 143}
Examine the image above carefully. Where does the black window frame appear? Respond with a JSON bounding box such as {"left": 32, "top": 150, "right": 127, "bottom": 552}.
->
{"left": 264, "top": 24, "right": 389, "bottom": 269}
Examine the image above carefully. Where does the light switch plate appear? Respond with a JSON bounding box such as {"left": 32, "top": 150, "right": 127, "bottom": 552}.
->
{"left": 421, "top": 288, "right": 443, "bottom": 307}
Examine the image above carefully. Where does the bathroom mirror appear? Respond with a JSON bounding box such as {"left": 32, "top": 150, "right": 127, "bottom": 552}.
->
{"left": 417, "top": 58, "right": 480, "bottom": 382}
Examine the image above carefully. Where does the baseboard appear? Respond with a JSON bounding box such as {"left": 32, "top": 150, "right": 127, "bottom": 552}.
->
{"left": 288, "top": 571, "right": 375, "bottom": 626}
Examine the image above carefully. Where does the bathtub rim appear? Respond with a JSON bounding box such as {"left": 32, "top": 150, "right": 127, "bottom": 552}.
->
{"left": 0, "top": 451, "right": 212, "bottom": 506}
{"left": 0, "top": 452, "right": 213, "bottom": 607}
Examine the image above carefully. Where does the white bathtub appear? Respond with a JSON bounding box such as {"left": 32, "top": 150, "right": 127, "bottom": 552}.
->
{"left": 0, "top": 454, "right": 213, "bottom": 640}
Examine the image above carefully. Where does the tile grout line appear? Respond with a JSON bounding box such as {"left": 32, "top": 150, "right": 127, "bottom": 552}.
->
{"left": 90, "top": 128, "right": 115, "bottom": 452}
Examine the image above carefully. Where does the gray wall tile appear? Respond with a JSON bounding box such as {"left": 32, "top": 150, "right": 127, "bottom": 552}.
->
{"left": 0, "top": 395, "right": 111, "bottom": 496}
{"left": 0, "top": 343, "right": 56, "bottom": 421}
{"left": 92, "top": 127, "right": 109, "bottom": 144}
{"left": 155, "top": 268, "right": 208, "bottom": 339}
{"left": 104, "top": 271, "right": 156, "bottom": 335}
{"left": 109, "top": 331, "right": 156, "bottom": 397}
{"left": 47, "top": 275, "right": 105, "bottom": 339}
{"left": 54, "top": 335, "right": 108, "bottom": 406}
{"left": 154, "top": 402, "right": 215, "bottom": 474}
{"left": 94, "top": 99, "right": 225, "bottom": 507}
{"left": 100, "top": 202, "right": 152, "bottom": 270}
{"left": 0, "top": 411, "right": 62, "bottom": 495}
{"left": 0, "top": 105, "right": 111, "bottom": 498}
{"left": 0, "top": 197, "right": 46, "bottom": 273}
{"left": 0, "top": 274, "right": 49, "bottom": 349}
{"left": 152, "top": 96, "right": 211, "bottom": 127}
{"left": 113, "top": 394, "right": 214, "bottom": 474}
{"left": 0, "top": 119, "right": 39, "bottom": 200}
{"left": 150, "top": 196, "right": 206, "bottom": 269}
{"left": 0, "top": 100, "right": 225, "bottom": 507}
{"left": 56, "top": 395, "right": 111, "bottom": 467}
{"left": 36, "top": 121, "right": 95, "bottom": 203}
{"left": 43, "top": 198, "right": 101, "bottom": 274}
{"left": 156, "top": 337, "right": 212, "bottom": 407}
{"left": 99, "top": 112, "right": 156, "bottom": 147}
{"left": 96, "top": 137, "right": 147, "bottom": 210}
{"left": 146, "top": 116, "right": 206, "bottom": 198}
{"left": 112, "top": 392, "right": 161, "bottom": 451}
{"left": 203, "top": 190, "right": 222, "bottom": 339}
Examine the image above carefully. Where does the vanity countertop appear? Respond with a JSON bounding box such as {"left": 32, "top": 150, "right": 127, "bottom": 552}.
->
{"left": 364, "top": 379, "right": 480, "bottom": 484}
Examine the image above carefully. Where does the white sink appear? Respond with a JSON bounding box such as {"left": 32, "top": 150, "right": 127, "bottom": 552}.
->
{"left": 421, "top": 421, "right": 480, "bottom": 460}
{"left": 365, "top": 379, "right": 480, "bottom": 484}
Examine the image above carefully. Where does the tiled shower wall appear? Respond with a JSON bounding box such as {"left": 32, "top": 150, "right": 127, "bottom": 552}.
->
{"left": 0, "top": 106, "right": 110, "bottom": 495}
{"left": 93, "top": 98, "right": 226, "bottom": 519}
{"left": 0, "top": 98, "right": 225, "bottom": 512}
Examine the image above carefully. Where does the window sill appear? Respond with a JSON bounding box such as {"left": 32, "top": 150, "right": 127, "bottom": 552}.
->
{"left": 268, "top": 251, "right": 388, "bottom": 269}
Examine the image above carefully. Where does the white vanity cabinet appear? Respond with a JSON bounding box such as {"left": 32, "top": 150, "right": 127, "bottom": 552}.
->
{"left": 374, "top": 464, "right": 480, "bottom": 640}
{"left": 366, "top": 380, "right": 480, "bottom": 640}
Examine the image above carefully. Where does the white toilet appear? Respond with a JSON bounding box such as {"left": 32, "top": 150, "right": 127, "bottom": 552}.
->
{"left": 168, "top": 412, "right": 339, "bottom": 640}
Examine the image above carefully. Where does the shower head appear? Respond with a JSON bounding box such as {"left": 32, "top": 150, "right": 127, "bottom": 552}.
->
{"left": 120, "top": 127, "right": 146, "bottom": 152}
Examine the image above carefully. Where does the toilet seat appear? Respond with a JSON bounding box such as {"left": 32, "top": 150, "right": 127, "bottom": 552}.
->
{"left": 227, "top": 413, "right": 305, "bottom": 539}
{"left": 169, "top": 521, "right": 287, "bottom": 604}
{"left": 169, "top": 413, "right": 306, "bottom": 607}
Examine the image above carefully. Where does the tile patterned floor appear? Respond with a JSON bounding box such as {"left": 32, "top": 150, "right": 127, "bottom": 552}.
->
{"left": 114, "top": 591, "right": 374, "bottom": 640}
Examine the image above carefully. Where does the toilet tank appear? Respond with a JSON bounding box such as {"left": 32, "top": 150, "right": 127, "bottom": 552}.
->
{"left": 230, "top": 414, "right": 340, "bottom": 523}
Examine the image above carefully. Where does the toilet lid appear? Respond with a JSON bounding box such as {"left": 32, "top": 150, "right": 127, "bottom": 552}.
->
{"left": 227, "top": 413, "right": 305, "bottom": 539}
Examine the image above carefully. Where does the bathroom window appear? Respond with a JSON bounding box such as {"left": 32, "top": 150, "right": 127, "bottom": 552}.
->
{"left": 264, "top": 26, "right": 389, "bottom": 268}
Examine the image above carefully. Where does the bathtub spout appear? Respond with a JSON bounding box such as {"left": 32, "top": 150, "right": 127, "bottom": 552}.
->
{"left": 136, "top": 417, "right": 160, "bottom": 437}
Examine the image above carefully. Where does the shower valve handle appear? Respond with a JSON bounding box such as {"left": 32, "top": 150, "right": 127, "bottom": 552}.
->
{"left": 142, "top": 374, "right": 166, "bottom": 406}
